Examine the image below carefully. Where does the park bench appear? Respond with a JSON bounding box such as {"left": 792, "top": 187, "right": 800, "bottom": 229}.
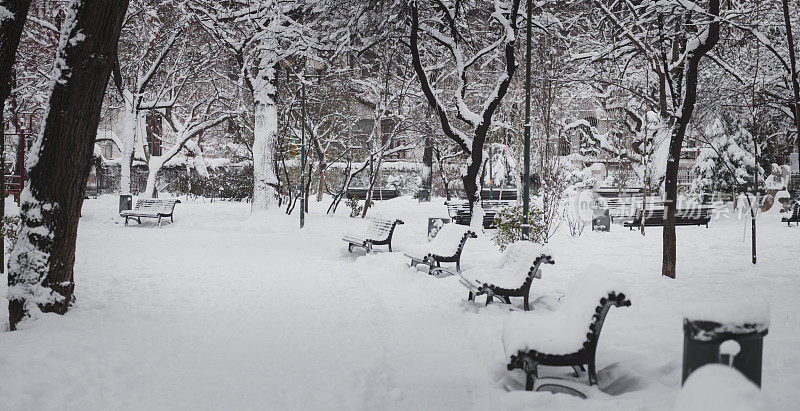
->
{"left": 782, "top": 202, "right": 800, "bottom": 226}
{"left": 623, "top": 206, "right": 711, "bottom": 230}
{"left": 446, "top": 199, "right": 515, "bottom": 229}
{"left": 342, "top": 217, "right": 404, "bottom": 253}
{"left": 481, "top": 188, "right": 518, "bottom": 201}
{"left": 459, "top": 242, "right": 554, "bottom": 311}
{"left": 504, "top": 278, "right": 631, "bottom": 389}
{"left": 346, "top": 187, "right": 399, "bottom": 201}
{"left": 120, "top": 198, "right": 181, "bottom": 227}
{"left": 404, "top": 223, "right": 477, "bottom": 275}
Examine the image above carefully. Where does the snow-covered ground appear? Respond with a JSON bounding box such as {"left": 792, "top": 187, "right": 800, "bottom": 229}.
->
{"left": 1, "top": 195, "right": 798, "bottom": 410}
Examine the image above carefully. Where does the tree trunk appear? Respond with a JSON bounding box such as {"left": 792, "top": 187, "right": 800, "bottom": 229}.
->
{"left": 119, "top": 101, "right": 137, "bottom": 194}
{"left": 782, "top": 0, "right": 800, "bottom": 156}
{"left": 316, "top": 160, "right": 325, "bottom": 202}
{"left": 661, "top": 0, "right": 720, "bottom": 279}
{"left": 463, "top": 150, "right": 484, "bottom": 229}
{"left": 662, "top": 125, "right": 682, "bottom": 278}
{"left": 422, "top": 137, "right": 433, "bottom": 190}
{"left": 251, "top": 79, "right": 280, "bottom": 212}
{"left": 0, "top": 0, "right": 31, "bottom": 277}
{"left": 0, "top": 0, "right": 30, "bottom": 109}
{"left": 7, "top": 0, "right": 129, "bottom": 330}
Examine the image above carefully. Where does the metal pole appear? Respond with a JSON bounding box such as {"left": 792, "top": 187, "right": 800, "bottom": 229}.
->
{"left": 300, "top": 82, "right": 306, "bottom": 228}
{"left": 489, "top": 144, "right": 494, "bottom": 200}
{"left": 522, "top": 0, "right": 532, "bottom": 240}
{"left": 1, "top": 124, "right": 5, "bottom": 275}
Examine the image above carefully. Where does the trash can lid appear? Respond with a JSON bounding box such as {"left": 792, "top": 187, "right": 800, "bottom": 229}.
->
{"left": 683, "top": 297, "right": 770, "bottom": 341}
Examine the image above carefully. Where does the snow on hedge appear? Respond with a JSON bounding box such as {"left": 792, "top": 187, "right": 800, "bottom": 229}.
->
{"left": 502, "top": 266, "right": 628, "bottom": 355}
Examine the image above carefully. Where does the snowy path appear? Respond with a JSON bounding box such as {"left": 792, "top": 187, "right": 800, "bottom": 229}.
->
{"left": 1, "top": 199, "right": 493, "bottom": 410}
{"left": 2, "top": 196, "right": 799, "bottom": 410}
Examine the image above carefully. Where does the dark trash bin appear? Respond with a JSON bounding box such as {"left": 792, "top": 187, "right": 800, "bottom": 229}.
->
{"left": 418, "top": 188, "right": 430, "bottom": 202}
{"left": 119, "top": 194, "right": 133, "bottom": 213}
{"left": 682, "top": 317, "right": 769, "bottom": 387}
{"left": 592, "top": 208, "right": 610, "bottom": 232}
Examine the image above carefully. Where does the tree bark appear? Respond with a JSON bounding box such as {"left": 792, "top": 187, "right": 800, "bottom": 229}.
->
{"left": 0, "top": 0, "right": 30, "bottom": 107}
{"left": 422, "top": 137, "right": 433, "bottom": 191}
{"left": 782, "top": 0, "right": 800, "bottom": 157}
{"left": 7, "top": 0, "right": 129, "bottom": 330}
{"left": 662, "top": 0, "right": 720, "bottom": 279}
{"left": 251, "top": 80, "right": 281, "bottom": 211}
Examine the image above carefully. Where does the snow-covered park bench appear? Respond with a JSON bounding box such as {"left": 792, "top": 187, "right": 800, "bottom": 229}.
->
{"left": 120, "top": 198, "right": 180, "bottom": 227}
{"left": 782, "top": 202, "right": 800, "bottom": 226}
{"left": 459, "top": 242, "right": 554, "bottom": 311}
{"left": 623, "top": 206, "right": 711, "bottom": 230}
{"left": 404, "top": 224, "right": 477, "bottom": 275}
{"left": 345, "top": 187, "right": 399, "bottom": 201}
{"left": 446, "top": 200, "right": 515, "bottom": 228}
{"left": 503, "top": 274, "right": 631, "bottom": 390}
{"left": 342, "top": 217, "right": 404, "bottom": 253}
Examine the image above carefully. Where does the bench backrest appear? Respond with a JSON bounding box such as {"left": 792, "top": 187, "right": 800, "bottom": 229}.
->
{"left": 365, "top": 217, "right": 403, "bottom": 240}
{"left": 134, "top": 198, "right": 180, "bottom": 214}
{"left": 428, "top": 223, "right": 476, "bottom": 257}
{"left": 497, "top": 241, "right": 554, "bottom": 278}
{"left": 584, "top": 292, "right": 631, "bottom": 354}
{"left": 636, "top": 207, "right": 710, "bottom": 219}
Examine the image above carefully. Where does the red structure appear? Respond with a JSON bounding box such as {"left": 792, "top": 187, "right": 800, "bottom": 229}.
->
{"left": 4, "top": 131, "right": 27, "bottom": 205}
{"left": 3, "top": 110, "right": 37, "bottom": 206}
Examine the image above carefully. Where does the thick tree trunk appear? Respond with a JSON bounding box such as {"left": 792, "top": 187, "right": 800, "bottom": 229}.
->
{"left": 0, "top": 0, "right": 30, "bottom": 106}
{"left": 251, "top": 86, "right": 280, "bottom": 212}
{"left": 782, "top": 0, "right": 800, "bottom": 156}
{"left": 7, "top": 0, "right": 129, "bottom": 330}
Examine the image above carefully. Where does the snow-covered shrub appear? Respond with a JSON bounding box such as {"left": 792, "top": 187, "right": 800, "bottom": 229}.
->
{"left": 692, "top": 120, "right": 763, "bottom": 194}
{"left": 172, "top": 165, "right": 253, "bottom": 200}
{"left": 492, "top": 204, "right": 545, "bottom": 251}
{"left": 345, "top": 196, "right": 370, "bottom": 218}
{"left": 564, "top": 209, "right": 586, "bottom": 237}
{"left": 2, "top": 216, "right": 20, "bottom": 253}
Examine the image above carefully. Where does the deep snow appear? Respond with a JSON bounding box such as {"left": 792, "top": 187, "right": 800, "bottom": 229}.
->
{"left": 1, "top": 195, "right": 799, "bottom": 410}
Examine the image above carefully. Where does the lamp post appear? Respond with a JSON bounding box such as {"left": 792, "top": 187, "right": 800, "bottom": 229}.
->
{"left": 489, "top": 144, "right": 494, "bottom": 200}
{"left": 300, "top": 83, "right": 306, "bottom": 228}
{"left": 522, "top": 0, "right": 532, "bottom": 240}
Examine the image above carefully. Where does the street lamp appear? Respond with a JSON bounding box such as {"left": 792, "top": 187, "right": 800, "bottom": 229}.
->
{"left": 522, "top": 0, "right": 532, "bottom": 240}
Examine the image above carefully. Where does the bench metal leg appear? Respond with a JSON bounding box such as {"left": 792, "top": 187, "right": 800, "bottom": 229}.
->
{"left": 158, "top": 216, "right": 162, "bottom": 227}
{"left": 124, "top": 216, "right": 129, "bottom": 226}
{"left": 588, "top": 362, "right": 597, "bottom": 386}
{"left": 348, "top": 243, "right": 353, "bottom": 253}
{"left": 571, "top": 365, "right": 582, "bottom": 377}
{"left": 524, "top": 363, "right": 538, "bottom": 391}
{"left": 523, "top": 294, "right": 529, "bottom": 311}
{"left": 468, "top": 291, "right": 474, "bottom": 301}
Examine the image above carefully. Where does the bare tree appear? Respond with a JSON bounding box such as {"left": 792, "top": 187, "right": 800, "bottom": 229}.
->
{"left": 409, "top": 0, "right": 522, "bottom": 227}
